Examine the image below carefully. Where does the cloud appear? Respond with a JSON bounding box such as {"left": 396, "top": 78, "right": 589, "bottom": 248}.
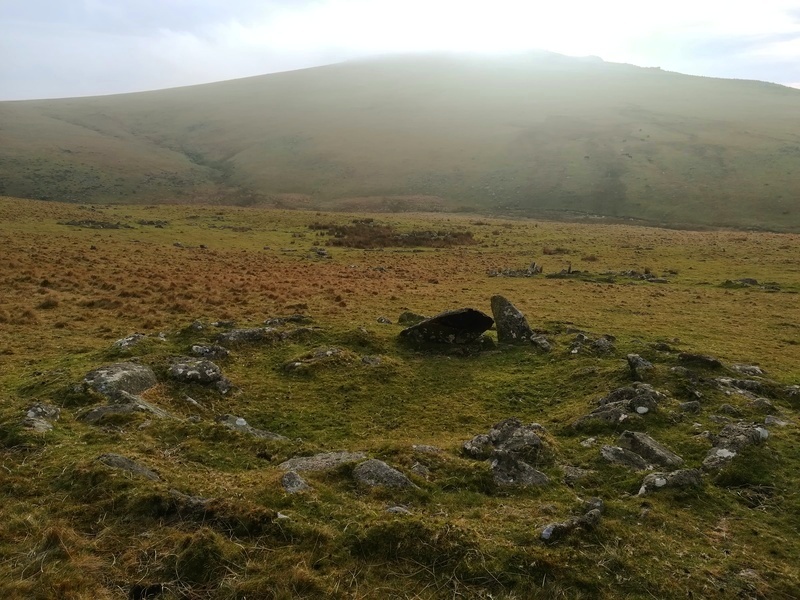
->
{"left": 1, "top": 0, "right": 799, "bottom": 99}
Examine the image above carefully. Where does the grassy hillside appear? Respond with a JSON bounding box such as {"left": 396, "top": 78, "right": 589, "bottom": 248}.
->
{"left": 2, "top": 53, "right": 800, "bottom": 229}
{"left": 1, "top": 197, "right": 800, "bottom": 598}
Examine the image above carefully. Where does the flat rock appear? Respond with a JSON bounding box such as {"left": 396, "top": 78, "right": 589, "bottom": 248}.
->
{"left": 168, "top": 358, "right": 223, "bottom": 384}
{"left": 281, "top": 471, "right": 311, "bottom": 493}
{"left": 217, "top": 414, "right": 285, "bottom": 440}
{"left": 191, "top": 344, "right": 230, "bottom": 360}
{"left": 638, "top": 469, "right": 703, "bottom": 495}
{"left": 79, "top": 399, "right": 171, "bottom": 424}
{"left": 617, "top": 431, "right": 683, "bottom": 468}
{"left": 490, "top": 295, "right": 534, "bottom": 344}
{"left": 703, "top": 422, "right": 769, "bottom": 470}
{"left": 731, "top": 364, "right": 765, "bottom": 377}
{"left": 279, "top": 451, "right": 367, "bottom": 472}
{"left": 491, "top": 451, "right": 549, "bottom": 487}
{"left": 399, "top": 308, "right": 493, "bottom": 344}
{"left": 97, "top": 453, "right": 159, "bottom": 481}
{"left": 353, "top": 459, "right": 417, "bottom": 488}
{"left": 83, "top": 362, "right": 157, "bottom": 401}
{"left": 284, "top": 347, "right": 353, "bottom": 372}
{"left": 600, "top": 445, "right": 650, "bottom": 471}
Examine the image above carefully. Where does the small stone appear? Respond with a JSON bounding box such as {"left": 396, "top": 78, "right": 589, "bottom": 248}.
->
{"left": 600, "top": 445, "right": 649, "bottom": 471}
{"left": 377, "top": 316, "right": 392, "bottom": 324}
{"left": 112, "top": 333, "right": 147, "bottom": 351}
{"left": 617, "top": 431, "right": 683, "bottom": 468}
{"left": 353, "top": 459, "right": 417, "bottom": 488}
{"left": 679, "top": 352, "right": 723, "bottom": 369}
{"left": 217, "top": 414, "right": 285, "bottom": 440}
{"left": 638, "top": 468, "right": 703, "bottom": 495}
{"left": 191, "top": 344, "right": 230, "bottom": 360}
{"left": 281, "top": 471, "right": 311, "bottom": 494}
{"left": 97, "top": 453, "right": 159, "bottom": 481}
{"left": 168, "top": 358, "right": 224, "bottom": 385}
{"left": 627, "top": 354, "right": 654, "bottom": 379}
{"left": 279, "top": 451, "right": 367, "bottom": 472}
{"left": 386, "top": 506, "right": 412, "bottom": 515}
{"left": 580, "top": 437, "right": 597, "bottom": 448}
{"left": 680, "top": 401, "right": 701, "bottom": 413}
{"left": 764, "top": 415, "right": 789, "bottom": 427}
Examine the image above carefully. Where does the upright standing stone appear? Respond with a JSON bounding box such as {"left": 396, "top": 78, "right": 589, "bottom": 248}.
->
{"left": 490, "top": 296, "right": 534, "bottom": 344}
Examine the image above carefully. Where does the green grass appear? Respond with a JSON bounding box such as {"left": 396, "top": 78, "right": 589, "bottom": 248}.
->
{"left": 1, "top": 197, "right": 800, "bottom": 597}
{"left": 2, "top": 53, "right": 800, "bottom": 229}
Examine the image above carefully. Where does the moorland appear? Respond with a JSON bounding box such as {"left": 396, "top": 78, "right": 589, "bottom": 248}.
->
{"left": 1, "top": 196, "right": 799, "bottom": 599}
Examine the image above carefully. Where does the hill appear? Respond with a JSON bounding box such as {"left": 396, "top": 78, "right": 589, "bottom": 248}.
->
{"left": 2, "top": 53, "right": 800, "bottom": 229}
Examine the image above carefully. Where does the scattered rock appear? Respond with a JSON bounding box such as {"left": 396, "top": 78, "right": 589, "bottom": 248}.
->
{"left": 680, "top": 401, "right": 701, "bottom": 413}
{"left": 410, "top": 462, "right": 430, "bottom": 478}
{"left": 580, "top": 437, "right": 597, "bottom": 448}
{"left": 217, "top": 415, "right": 285, "bottom": 440}
{"left": 79, "top": 399, "right": 171, "bottom": 424}
{"left": 679, "top": 352, "right": 723, "bottom": 369}
{"left": 112, "top": 333, "right": 147, "bottom": 352}
{"left": 376, "top": 316, "right": 392, "bottom": 324}
{"left": 627, "top": 354, "right": 654, "bottom": 380}
{"left": 191, "top": 344, "right": 230, "bottom": 360}
{"left": 399, "top": 308, "right": 494, "bottom": 345}
{"left": 702, "top": 422, "right": 769, "bottom": 470}
{"left": 169, "top": 358, "right": 223, "bottom": 384}
{"left": 717, "top": 403, "right": 742, "bottom": 416}
{"left": 540, "top": 506, "right": 602, "bottom": 543}
{"left": 749, "top": 398, "right": 774, "bottom": 413}
{"left": 617, "top": 431, "right": 683, "bottom": 468}
{"left": 600, "top": 445, "right": 649, "bottom": 471}
{"left": 731, "top": 364, "right": 765, "bottom": 377}
{"left": 97, "top": 453, "right": 159, "bottom": 481}
{"left": 281, "top": 471, "right": 311, "bottom": 494}
{"left": 563, "top": 465, "right": 594, "bottom": 486}
{"left": 412, "top": 444, "right": 442, "bottom": 454}
{"left": 592, "top": 336, "right": 615, "bottom": 354}
{"left": 462, "top": 418, "right": 550, "bottom": 464}
{"left": 386, "top": 506, "right": 413, "bottom": 515}
{"left": 530, "top": 335, "right": 552, "bottom": 352}
{"left": 23, "top": 402, "right": 60, "bottom": 432}
{"left": 353, "top": 459, "right": 417, "bottom": 488}
{"left": 284, "top": 347, "right": 354, "bottom": 372}
{"left": 490, "top": 295, "right": 534, "bottom": 344}
{"left": 264, "top": 315, "right": 313, "bottom": 327}
{"left": 361, "top": 355, "right": 383, "bottom": 366}
{"left": 83, "top": 362, "right": 158, "bottom": 401}
{"left": 638, "top": 469, "right": 703, "bottom": 495}
{"left": 490, "top": 451, "right": 549, "bottom": 487}
{"left": 279, "top": 451, "right": 367, "bottom": 472}
{"left": 764, "top": 415, "right": 789, "bottom": 427}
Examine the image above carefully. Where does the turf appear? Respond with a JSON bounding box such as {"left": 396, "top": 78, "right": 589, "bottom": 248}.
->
{"left": 1, "top": 197, "right": 799, "bottom": 598}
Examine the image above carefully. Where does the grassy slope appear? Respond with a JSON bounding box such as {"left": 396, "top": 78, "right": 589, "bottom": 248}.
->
{"left": 1, "top": 197, "right": 799, "bottom": 598}
{"left": 2, "top": 53, "right": 799, "bottom": 229}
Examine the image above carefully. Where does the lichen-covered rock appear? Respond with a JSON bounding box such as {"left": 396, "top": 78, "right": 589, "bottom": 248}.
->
{"left": 279, "top": 451, "right": 367, "bottom": 472}
{"left": 540, "top": 507, "right": 602, "bottom": 542}
{"left": 490, "top": 452, "right": 549, "bottom": 487}
{"left": 97, "top": 453, "right": 160, "bottom": 481}
{"left": 111, "top": 333, "right": 147, "bottom": 351}
{"left": 399, "top": 308, "right": 493, "bottom": 345}
{"left": 79, "top": 398, "right": 171, "bottom": 424}
{"left": 23, "top": 402, "right": 60, "bottom": 432}
{"left": 463, "top": 418, "right": 550, "bottom": 464}
{"left": 702, "top": 422, "right": 769, "bottom": 470}
{"left": 490, "top": 295, "right": 534, "bottom": 344}
{"left": 168, "top": 358, "right": 223, "bottom": 384}
{"left": 83, "top": 362, "right": 157, "bottom": 401}
{"left": 281, "top": 471, "right": 311, "bottom": 494}
{"left": 600, "top": 445, "right": 650, "bottom": 471}
{"left": 617, "top": 431, "right": 683, "bottom": 468}
{"left": 217, "top": 415, "right": 285, "bottom": 440}
{"left": 353, "top": 459, "right": 417, "bottom": 488}
{"left": 731, "top": 364, "right": 765, "bottom": 377}
{"left": 638, "top": 469, "right": 703, "bottom": 495}
{"left": 191, "top": 344, "right": 230, "bottom": 360}
{"left": 592, "top": 336, "right": 616, "bottom": 354}
{"left": 627, "top": 354, "right": 654, "bottom": 380}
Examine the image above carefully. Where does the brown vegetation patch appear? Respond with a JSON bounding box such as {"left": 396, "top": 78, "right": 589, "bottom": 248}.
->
{"left": 309, "top": 220, "right": 476, "bottom": 249}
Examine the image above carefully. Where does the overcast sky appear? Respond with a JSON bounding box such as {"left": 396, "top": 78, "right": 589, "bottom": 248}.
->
{"left": 2, "top": 0, "right": 799, "bottom": 100}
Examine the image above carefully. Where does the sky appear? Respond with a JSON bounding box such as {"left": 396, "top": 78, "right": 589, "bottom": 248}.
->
{"left": 1, "top": 0, "right": 799, "bottom": 100}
